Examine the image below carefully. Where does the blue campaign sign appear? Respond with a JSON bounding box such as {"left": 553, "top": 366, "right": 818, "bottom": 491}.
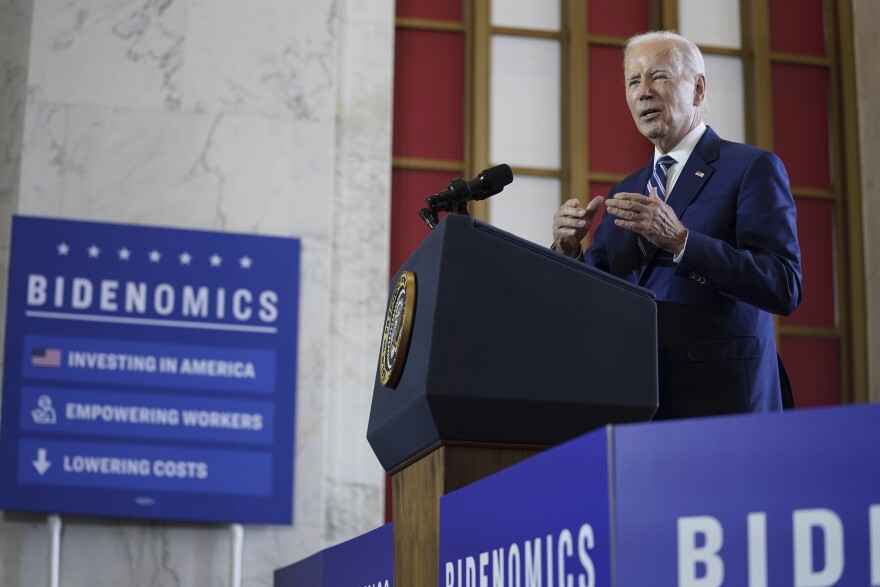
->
{"left": 0, "top": 215, "right": 300, "bottom": 524}
{"left": 440, "top": 404, "right": 880, "bottom": 587}
{"left": 274, "top": 523, "right": 394, "bottom": 587}
{"left": 613, "top": 404, "right": 880, "bottom": 587}
{"left": 21, "top": 335, "right": 276, "bottom": 393}
{"left": 19, "top": 386, "right": 274, "bottom": 445}
{"left": 440, "top": 431, "right": 613, "bottom": 587}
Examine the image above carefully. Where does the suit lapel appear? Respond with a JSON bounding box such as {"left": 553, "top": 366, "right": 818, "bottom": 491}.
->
{"left": 666, "top": 127, "right": 720, "bottom": 217}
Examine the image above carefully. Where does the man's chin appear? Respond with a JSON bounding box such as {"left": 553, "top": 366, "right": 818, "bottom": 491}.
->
{"left": 639, "top": 125, "right": 665, "bottom": 140}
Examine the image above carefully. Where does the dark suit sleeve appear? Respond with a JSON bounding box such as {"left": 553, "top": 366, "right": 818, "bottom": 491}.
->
{"left": 674, "top": 150, "right": 802, "bottom": 316}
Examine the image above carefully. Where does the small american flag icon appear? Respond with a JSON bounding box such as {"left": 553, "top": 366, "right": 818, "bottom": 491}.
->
{"left": 32, "top": 347, "right": 62, "bottom": 368}
{"left": 695, "top": 171, "right": 705, "bottom": 178}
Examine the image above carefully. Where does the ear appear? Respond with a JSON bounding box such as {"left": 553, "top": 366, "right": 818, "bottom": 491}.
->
{"left": 694, "top": 74, "right": 706, "bottom": 106}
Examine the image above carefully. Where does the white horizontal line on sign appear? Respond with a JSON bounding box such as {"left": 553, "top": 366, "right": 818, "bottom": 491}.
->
{"left": 25, "top": 311, "right": 279, "bottom": 334}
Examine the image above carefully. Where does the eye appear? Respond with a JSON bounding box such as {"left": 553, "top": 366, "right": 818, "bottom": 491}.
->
{"left": 653, "top": 73, "right": 670, "bottom": 82}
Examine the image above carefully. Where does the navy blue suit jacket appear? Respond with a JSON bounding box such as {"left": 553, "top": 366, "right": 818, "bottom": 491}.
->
{"left": 584, "top": 127, "right": 802, "bottom": 419}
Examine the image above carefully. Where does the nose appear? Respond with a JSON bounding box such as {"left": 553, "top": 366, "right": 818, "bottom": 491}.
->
{"left": 637, "top": 77, "right": 654, "bottom": 100}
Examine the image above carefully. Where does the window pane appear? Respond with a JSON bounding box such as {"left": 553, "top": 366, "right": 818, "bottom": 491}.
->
{"left": 702, "top": 55, "right": 745, "bottom": 144}
{"left": 490, "top": 35, "right": 561, "bottom": 168}
{"left": 589, "top": 0, "right": 651, "bottom": 38}
{"left": 589, "top": 45, "right": 648, "bottom": 174}
{"left": 769, "top": 0, "right": 826, "bottom": 56}
{"left": 391, "top": 168, "right": 462, "bottom": 275}
{"left": 772, "top": 63, "right": 832, "bottom": 190}
{"left": 488, "top": 175, "right": 560, "bottom": 245}
{"left": 396, "top": 0, "right": 463, "bottom": 21}
{"left": 779, "top": 337, "right": 839, "bottom": 406}
{"left": 393, "top": 30, "right": 465, "bottom": 160}
{"left": 678, "top": 0, "right": 741, "bottom": 49}
{"left": 587, "top": 183, "right": 614, "bottom": 243}
{"left": 781, "top": 198, "right": 836, "bottom": 329}
{"left": 491, "top": 0, "right": 560, "bottom": 31}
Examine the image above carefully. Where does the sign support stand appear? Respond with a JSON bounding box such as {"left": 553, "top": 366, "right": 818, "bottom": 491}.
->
{"left": 47, "top": 514, "right": 61, "bottom": 587}
{"left": 229, "top": 523, "right": 244, "bottom": 587}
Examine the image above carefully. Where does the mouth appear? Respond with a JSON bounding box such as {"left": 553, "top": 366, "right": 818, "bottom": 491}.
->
{"left": 640, "top": 109, "right": 661, "bottom": 119}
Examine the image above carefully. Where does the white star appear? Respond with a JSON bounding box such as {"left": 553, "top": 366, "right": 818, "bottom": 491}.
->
{"left": 149, "top": 249, "right": 162, "bottom": 263}
{"left": 88, "top": 245, "right": 100, "bottom": 258}
{"left": 118, "top": 247, "right": 131, "bottom": 261}
{"left": 179, "top": 252, "right": 192, "bottom": 265}
{"left": 239, "top": 256, "right": 252, "bottom": 269}
{"left": 57, "top": 242, "right": 70, "bottom": 256}
{"left": 209, "top": 254, "right": 222, "bottom": 267}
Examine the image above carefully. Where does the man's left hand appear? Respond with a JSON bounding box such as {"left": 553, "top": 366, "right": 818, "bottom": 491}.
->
{"left": 605, "top": 187, "right": 688, "bottom": 255}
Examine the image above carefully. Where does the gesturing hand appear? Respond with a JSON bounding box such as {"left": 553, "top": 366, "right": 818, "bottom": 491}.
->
{"left": 552, "top": 195, "right": 604, "bottom": 258}
{"left": 605, "top": 187, "right": 688, "bottom": 255}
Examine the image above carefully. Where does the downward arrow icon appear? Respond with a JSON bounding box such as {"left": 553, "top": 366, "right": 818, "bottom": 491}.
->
{"left": 33, "top": 448, "right": 51, "bottom": 475}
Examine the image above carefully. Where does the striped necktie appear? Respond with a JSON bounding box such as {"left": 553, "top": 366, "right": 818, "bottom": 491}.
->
{"left": 648, "top": 154, "right": 676, "bottom": 200}
{"left": 637, "top": 155, "right": 676, "bottom": 258}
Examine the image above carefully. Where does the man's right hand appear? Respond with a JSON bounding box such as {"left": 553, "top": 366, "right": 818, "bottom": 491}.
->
{"left": 552, "top": 195, "right": 604, "bottom": 257}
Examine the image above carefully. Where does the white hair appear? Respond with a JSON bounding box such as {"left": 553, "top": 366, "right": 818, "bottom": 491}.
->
{"left": 624, "top": 30, "right": 705, "bottom": 79}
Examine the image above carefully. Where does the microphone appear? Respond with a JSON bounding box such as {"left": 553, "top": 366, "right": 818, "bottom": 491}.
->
{"left": 427, "top": 164, "right": 513, "bottom": 212}
{"left": 418, "top": 164, "right": 513, "bottom": 229}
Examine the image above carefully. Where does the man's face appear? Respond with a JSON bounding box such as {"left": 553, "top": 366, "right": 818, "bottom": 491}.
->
{"left": 624, "top": 39, "right": 705, "bottom": 153}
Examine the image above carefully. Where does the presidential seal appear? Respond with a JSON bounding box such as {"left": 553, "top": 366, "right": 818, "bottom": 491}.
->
{"left": 379, "top": 271, "right": 416, "bottom": 388}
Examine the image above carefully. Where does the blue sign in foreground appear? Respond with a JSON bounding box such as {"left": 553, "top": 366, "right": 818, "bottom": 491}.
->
{"left": 0, "top": 216, "right": 300, "bottom": 524}
{"left": 274, "top": 523, "right": 393, "bottom": 587}
{"left": 440, "top": 404, "right": 880, "bottom": 587}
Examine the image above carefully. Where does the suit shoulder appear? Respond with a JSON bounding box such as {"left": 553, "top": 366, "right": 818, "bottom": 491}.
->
{"left": 712, "top": 141, "right": 792, "bottom": 194}
{"left": 717, "top": 138, "right": 780, "bottom": 162}
{"left": 715, "top": 138, "right": 789, "bottom": 176}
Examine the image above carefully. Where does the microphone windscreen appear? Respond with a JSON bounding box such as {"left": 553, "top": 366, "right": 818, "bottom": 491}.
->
{"left": 480, "top": 164, "right": 513, "bottom": 191}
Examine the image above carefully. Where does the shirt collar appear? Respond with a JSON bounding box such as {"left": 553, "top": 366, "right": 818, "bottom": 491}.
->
{"left": 653, "top": 122, "right": 707, "bottom": 167}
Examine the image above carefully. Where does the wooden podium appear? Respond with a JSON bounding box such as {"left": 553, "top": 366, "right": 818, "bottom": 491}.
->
{"left": 391, "top": 444, "right": 541, "bottom": 586}
{"left": 367, "top": 215, "right": 658, "bottom": 586}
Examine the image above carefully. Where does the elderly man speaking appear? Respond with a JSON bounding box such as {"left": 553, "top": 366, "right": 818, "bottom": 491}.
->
{"left": 551, "top": 31, "right": 802, "bottom": 419}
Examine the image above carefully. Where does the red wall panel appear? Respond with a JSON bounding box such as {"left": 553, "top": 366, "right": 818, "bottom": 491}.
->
{"left": 396, "top": 0, "right": 463, "bottom": 21}
{"left": 768, "top": 0, "right": 826, "bottom": 56}
{"left": 779, "top": 337, "right": 839, "bottom": 407}
{"left": 771, "top": 64, "right": 832, "bottom": 190}
{"left": 588, "top": 0, "right": 651, "bottom": 38}
{"left": 769, "top": 1, "right": 838, "bottom": 406}
{"left": 393, "top": 29, "right": 465, "bottom": 161}
{"left": 781, "top": 198, "right": 836, "bottom": 328}
{"left": 589, "top": 46, "right": 651, "bottom": 174}
{"left": 588, "top": 182, "right": 613, "bottom": 243}
{"left": 390, "top": 168, "right": 462, "bottom": 275}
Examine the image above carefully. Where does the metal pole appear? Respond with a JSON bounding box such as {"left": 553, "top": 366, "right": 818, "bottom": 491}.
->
{"left": 229, "top": 523, "right": 244, "bottom": 587}
{"left": 47, "top": 514, "right": 62, "bottom": 587}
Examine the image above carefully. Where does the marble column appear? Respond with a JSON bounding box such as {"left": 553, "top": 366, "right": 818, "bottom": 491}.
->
{"left": 0, "top": 0, "right": 394, "bottom": 585}
{"left": 853, "top": 0, "right": 880, "bottom": 402}
{"left": 0, "top": 0, "right": 32, "bottom": 343}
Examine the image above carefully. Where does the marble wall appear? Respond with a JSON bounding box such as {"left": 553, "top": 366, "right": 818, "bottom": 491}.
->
{"left": 0, "top": 0, "right": 32, "bottom": 344}
{"left": 0, "top": 0, "right": 394, "bottom": 585}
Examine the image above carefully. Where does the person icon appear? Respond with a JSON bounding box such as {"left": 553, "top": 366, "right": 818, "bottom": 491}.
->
{"left": 31, "top": 394, "right": 57, "bottom": 424}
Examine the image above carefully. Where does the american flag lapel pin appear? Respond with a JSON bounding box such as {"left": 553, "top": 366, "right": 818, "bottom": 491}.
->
{"left": 695, "top": 171, "right": 705, "bottom": 178}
